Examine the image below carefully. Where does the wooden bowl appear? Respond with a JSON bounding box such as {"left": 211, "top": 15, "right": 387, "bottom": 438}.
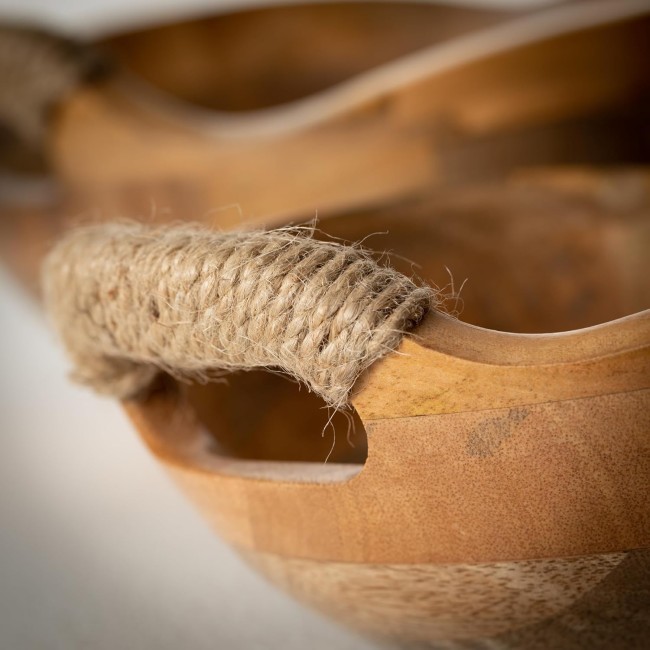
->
{"left": 52, "top": 1, "right": 650, "bottom": 222}
{"left": 122, "top": 172, "right": 650, "bottom": 648}
{"left": 3, "top": 0, "right": 650, "bottom": 294}
{"left": 1, "top": 3, "right": 649, "bottom": 647}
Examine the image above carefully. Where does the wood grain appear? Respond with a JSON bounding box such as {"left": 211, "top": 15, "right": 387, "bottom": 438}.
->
{"left": 126, "top": 343, "right": 650, "bottom": 565}
{"left": 49, "top": 7, "right": 650, "bottom": 224}
{"left": 242, "top": 548, "right": 649, "bottom": 646}
{"left": 2, "top": 3, "right": 650, "bottom": 645}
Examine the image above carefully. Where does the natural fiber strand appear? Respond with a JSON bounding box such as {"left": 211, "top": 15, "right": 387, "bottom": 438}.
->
{"left": 43, "top": 223, "right": 433, "bottom": 408}
{"left": 0, "top": 25, "right": 107, "bottom": 146}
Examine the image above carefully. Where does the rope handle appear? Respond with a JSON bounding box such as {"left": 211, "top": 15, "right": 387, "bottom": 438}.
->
{"left": 0, "top": 24, "right": 109, "bottom": 157}
{"left": 43, "top": 223, "right": 433, "bottom": 408}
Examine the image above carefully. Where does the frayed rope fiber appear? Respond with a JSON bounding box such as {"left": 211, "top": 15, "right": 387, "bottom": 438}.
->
{"left": 0, "top": 25, "right": 108, "bottom": 146}
{"left": 43, "top": 223, "right": 433, "bottom": 408}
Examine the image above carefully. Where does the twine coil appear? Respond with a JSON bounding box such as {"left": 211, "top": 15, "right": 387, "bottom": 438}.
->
{"left": 43, "top": 223, "right": 432, "bottom": 407}
{"left": 0, "top": 25, "right": 107, "bottom": 148}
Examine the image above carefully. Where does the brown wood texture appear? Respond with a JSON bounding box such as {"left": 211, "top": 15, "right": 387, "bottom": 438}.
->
{"left": 50, "top": 8, "right": 650, "bottom": 224}
{"left": 2, "top": 2, "right": 650, "bottom": 645}
{"left": 120, "top": 175, "right": 650, "bottom": 638}
{"left": 243, "top": 548, "right": 650, "bottom": 648}
{"left": 100, "top": 2, "right": 508, "bottom": 113}
{"left": 126, "top": 311, "right": 650, "bottom": 564}
{"left": 125, "top": 305, "right": 650, "bottom": 645}
{"left": 2, "top": 3, "right": 650, "bottom": 294}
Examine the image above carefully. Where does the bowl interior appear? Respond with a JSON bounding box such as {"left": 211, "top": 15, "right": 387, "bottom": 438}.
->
{"left": 320, "top": 175, "right": 650, "bottom": 334}
{"left": 100, "top": 1, "right": 508, "bottom": 112}
{"left": 186, "top": 172, "right": 649, "bottom": 466}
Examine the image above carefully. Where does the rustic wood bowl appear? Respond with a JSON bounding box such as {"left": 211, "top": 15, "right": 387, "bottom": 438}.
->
{"left": 121, "top": 172, "right": 650, "bottom": 648}
{"left": 54, "top": 0, "right": 650, "bottom": 222}
{"left": 1, "top": 2, "right": 649, "bottom": 647}
{"left": 3, "top": 0, "right": 650, "bottom": 294}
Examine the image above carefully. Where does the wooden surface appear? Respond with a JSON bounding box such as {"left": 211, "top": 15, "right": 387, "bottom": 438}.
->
{"left": 100, "top": 2, "right": 507, "bottom": 113}
{"left": 120, "top": 184, "right": 650, "bottom": 642}
{"left": 2, "top": 2, "right": 650, "bottom": 295}
{"left": 117, "top": 143, "right": 648, "bottom": 648}
{"left": 2, "top": 2, "right": 650, "bottom": 646}
{"left": 50, "top": 6, "right": 650, "bottom": 224}
{"left": 243, "top": 548, "right": 650, "bottom": 648}
{"left": 125, "top": 305, "right": 650, "bottom": 645}
{"left": 126, "top": 310, "right": 650, "bottom": 564}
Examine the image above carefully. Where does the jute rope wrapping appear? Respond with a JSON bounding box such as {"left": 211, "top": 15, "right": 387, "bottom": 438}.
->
{"left": 0, "top": 25, "right": 107, "bottom": 147}
{"left": 43, "top": 223, "right": 433, "bottom": 408}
